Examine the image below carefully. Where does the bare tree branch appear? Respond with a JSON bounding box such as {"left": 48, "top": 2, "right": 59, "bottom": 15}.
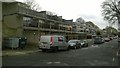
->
{"left": 23, "top": 0, "right": 41, "bottom": 11}
{"left": 101, "top": 0, "right": 120, "bottom": 25}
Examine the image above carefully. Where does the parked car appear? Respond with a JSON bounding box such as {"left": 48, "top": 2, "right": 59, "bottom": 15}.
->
{"left": 109, "top": 37, "right": 113, "bottom": 40}
{"left": 38, "top": 35, "right": 70, "bottom": 52}
{"left": 94, "top": 37, "right": 104, "bottom": 44}
{"left": 68, "top": 40, "right": 81, "bottom": 49}
{"left": 104, "top": 38, "right": 110, "bottom": 42}
{"left": 79, "top": 40, "right": 88, "bottom": 47}
{"left": 113, "top": 36, "right": 118, "bottom": 39}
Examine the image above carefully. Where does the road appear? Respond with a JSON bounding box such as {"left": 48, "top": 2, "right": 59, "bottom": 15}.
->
{"left": 2, "top": 39, "right": 119, "bottom": 66}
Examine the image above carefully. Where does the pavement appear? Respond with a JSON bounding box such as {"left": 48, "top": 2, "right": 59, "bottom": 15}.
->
{"left": 1, "top": 45, "right": 41, "bottom": 57}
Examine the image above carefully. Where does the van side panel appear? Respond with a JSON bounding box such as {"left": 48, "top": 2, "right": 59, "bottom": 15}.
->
{"left": 39, "top": 35, "right": 69, "bottom": 50}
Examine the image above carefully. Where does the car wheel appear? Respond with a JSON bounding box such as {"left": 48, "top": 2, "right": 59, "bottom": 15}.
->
{"left": 86, "top": 43, "right": 88, "bottom": 47}
{"left": 83, "top": 44, "right": 85, "bottom": 47}
{"left": 67, "top": 46, "right": 70, "bottom": 51}
{"left": 74, "top": 46, "right": 77, "bottom": 49}
{"left": 79, "top": 45, "right": 81, "bottom": 48}
{"left": 42, "top": 49, "right": 46, "bottom": 52}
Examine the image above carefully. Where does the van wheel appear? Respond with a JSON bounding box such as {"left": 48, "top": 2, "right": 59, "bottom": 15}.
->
{"left": 53, "top": 47, "right": 58, "bottom": 53}
{"left": 42, "top": 49, "right": 46, "bottom": 52}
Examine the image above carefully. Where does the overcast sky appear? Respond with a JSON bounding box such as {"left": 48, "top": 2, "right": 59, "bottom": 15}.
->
{"left": 16, "top": 0, "right": 118, "bottom": 29}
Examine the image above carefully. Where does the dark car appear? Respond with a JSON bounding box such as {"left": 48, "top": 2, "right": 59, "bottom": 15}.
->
{"left": 109, "top": 37, "right": 113, "bottom": 40}
{"left": 94, "top": 37, "right": 104, "bottom": 44}
{"left": 68, "top": 40, "right": 81, "bottom": 49}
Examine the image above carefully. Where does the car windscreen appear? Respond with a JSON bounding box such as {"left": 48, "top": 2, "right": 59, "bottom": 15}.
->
{"left": 68, "top": 40, "right": 77, "bottom": 43}
{"left": 79, "top": 40, "right": 84, "bottom": 42}
{"left": 95, "top": 38, "right": 101, "bottom": 41}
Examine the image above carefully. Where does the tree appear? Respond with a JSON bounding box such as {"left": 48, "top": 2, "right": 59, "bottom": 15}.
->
{"left": 105, "top": 26, "right": 118, "bottom": 36}
{"left": 101, "top": 0, "right": 120, "bottom": 24}
{"left": 23, "top": 0, "right": 41, "bottom": 11}
{"left": 76, "top": 17, "right": 85, "bottom": 24}
{"left": 96, "top": 30, "right": 101, "bottom": 36}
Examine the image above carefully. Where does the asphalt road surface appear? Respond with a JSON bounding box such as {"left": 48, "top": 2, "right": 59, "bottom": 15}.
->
{"left": 2, "top": 39, "right": 119, "bottom": 66}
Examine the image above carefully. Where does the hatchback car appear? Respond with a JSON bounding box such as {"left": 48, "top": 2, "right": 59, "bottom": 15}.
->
{"left": 109, "top": 37, "right": 113, "bottom": 40}
{"left": 68, "top": 40, "right": 81, "bottom": 49}
{"left": 79, "top": 40, "right": 88, "bottom": 47}
{"left": 104, "top": 38, "right": 110, "bottom": 42}
{"left": 94, "top": 37, "right": 104, "bottom": 44}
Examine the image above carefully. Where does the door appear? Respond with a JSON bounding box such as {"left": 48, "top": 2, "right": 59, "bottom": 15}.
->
{"left": 57, "top": 37, "right": 67, "bottom": 50}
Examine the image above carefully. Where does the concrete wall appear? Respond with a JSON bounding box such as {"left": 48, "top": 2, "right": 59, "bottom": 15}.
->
{"left": 2, "top": 2, "right": 17, "bottom": 15}
{"left": 23, "top": 30, "right": 45, "bottom": 46}
{"left": 0, "top": 1, "right": 2, "bottom": 67}
{"left": 2, "top": 14, "right": 23, "bottom": 38}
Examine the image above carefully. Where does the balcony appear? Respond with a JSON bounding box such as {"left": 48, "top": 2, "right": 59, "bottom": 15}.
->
{"left": 17, "top": 6, "right": 46, "bottom": 19}
{"left": 23, "top": 20, "right": 73, "bottom": 33}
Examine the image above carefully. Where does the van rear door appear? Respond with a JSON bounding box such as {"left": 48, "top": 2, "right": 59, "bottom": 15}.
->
{"left": 40, "top": 36, "right": 50, "bottom": 49}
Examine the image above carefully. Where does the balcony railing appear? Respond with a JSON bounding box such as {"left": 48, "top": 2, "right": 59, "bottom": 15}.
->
{"left": 17, "top": 6, "right": 46, "bottom": 19}
{"left": 23, "top": 21, "right": 73, "bottom": 32}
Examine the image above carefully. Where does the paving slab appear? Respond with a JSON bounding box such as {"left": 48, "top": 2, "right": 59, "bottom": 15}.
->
{"left": 1, "top": 45, "right": 41, "bottom": 57}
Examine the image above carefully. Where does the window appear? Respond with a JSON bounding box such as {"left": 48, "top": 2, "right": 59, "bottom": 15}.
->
{"left": 81, "top": 30, "right": 83, "bottom": 32}
{"left": 23, "top": 17, "right": 32, "bottom": 27}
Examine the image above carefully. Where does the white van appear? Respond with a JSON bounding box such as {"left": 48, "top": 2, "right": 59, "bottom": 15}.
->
{"left": 39, "top": 35, "right": 70, "bottom": 52}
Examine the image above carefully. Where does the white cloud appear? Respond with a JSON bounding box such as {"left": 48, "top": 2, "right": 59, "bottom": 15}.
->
{"left": 36, "top": 0, "right": 108, "bottom": 29}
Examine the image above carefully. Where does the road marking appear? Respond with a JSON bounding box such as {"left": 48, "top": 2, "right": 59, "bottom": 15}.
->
{"left": 82, "top": 48, "right": 88, "bottom": 50}
{"left": 91, "top": 45, "right": 99, "bottom": 47}
{"left": 54, "top": 62, "right": 61, "bottom": 64}
{"left": 63, "top": 63, "right": 69, "bottom": 66}
{"left": 112, "top": 58, "right": 115, "bottom": 62}
{"left": 47, "top": 62, "right": 53, "bottom": 64}
{"left": 117, "top": 51, "right": 119, "bottom": 56}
